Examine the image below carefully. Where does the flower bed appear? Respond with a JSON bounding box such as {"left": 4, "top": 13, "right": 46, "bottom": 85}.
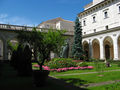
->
{"left": 33, "top": 64, "right": 94, "bottom": 72}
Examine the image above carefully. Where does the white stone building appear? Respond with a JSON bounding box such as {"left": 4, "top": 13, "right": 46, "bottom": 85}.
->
{"left": 78, "top": 0, "right": 120, "bottom": 60}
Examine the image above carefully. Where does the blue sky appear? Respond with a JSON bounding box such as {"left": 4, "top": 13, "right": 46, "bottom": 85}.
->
{"left": 0, "top": 0, "right": 92, "bottom": 26}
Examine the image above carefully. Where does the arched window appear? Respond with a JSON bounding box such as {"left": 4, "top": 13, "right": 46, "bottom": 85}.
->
{"left": 104, "top": 11, "right": 108, "bottom": 18}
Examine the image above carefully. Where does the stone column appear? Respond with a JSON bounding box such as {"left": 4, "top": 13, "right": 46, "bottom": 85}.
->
{"left": 3, "top": 40, "right": 8, "bottom": 60}
{"left": 100, "top": 38, "right": 104, "bottom": 60}
{"left": 113, "top": 37, "right": 119, "bottom": 60}
{"left": 89, "top": 39, "right": 93, "bottom": 59}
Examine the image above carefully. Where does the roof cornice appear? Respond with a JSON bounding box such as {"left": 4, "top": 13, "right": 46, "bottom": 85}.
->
{"left": 78, "top": 0, "right": 112, "bottom": 17}
{"left": 82, "top": 26, "right": 120, "bottom": 38}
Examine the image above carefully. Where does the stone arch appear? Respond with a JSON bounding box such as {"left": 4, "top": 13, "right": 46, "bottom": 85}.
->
{"left": 7, "top": 38, "right": 18, "bottom": 60}
{"left": 83, "top": 41, "right": 89, "bottom": 60}
{"left": 92, "top": 39, "right": 100, "bottom": 59}
{"left": 117, "top": 36, "right": 120, "bottom": 59}
{"left": 10, "top": 38, "right": 18, "bottom": 46}
{"left": 0, "top": 38, "right": 4, "bottom": 60}
{"left": 104, "top": 36, "right": 114, "bottom": 59}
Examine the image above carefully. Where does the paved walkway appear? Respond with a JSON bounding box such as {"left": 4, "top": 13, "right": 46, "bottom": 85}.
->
{"left": 53, "top": 69, "right": 120, "bottom": 76}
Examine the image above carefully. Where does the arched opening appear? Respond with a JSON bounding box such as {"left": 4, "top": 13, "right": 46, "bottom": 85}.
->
{"left": 92, "top": 39, "right": 100, "bottom": 59}
{"left": 118, "top": 36, "right": 120, "bottom": 59}
{"left": 0, "top": 39, "right": 3, "bottom": 60}
{"left": 104, "top": 36, "right": 114, "bottom": 60}
{"left": 8, "top": 39, "right": 18, "bottom": 60}
{"left": 83, "top": 41, "right": 89, "bottom": 60}
{"left": 105, "top": 44, "right": 110, "bottom": 59}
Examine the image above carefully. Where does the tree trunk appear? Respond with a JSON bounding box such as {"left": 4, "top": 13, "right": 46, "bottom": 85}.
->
{"left": 40, "top": 59, "right": 45, "bottom": 71}
{"left": 34, "top": 44, "right": 37, "bottom": 61}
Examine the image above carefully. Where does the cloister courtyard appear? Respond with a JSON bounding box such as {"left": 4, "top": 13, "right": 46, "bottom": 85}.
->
{"left": 1, "top": 59, "right": 120, "bottom": 90}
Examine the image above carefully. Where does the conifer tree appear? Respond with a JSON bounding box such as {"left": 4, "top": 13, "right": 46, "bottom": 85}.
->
{"left": 72, "top": 17, "right": 83, "bottom": 60}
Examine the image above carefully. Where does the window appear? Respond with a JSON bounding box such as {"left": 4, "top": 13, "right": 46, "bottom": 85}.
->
{"left": 93, "top": 16, "right": 96, "bottom": 23}
{"left": 84, "top": 32, "right": 86, "bottom": 35}
{"left": 106, "top": 25, "right": 109, "bottom": 30}
{"left": 94, "top": 29, "right": 96, "bottom": 32}
{"left": 46, "top": 25, "right": 49, "bottom": 28}
{"left": 104, "top": 11, "right": 108, "bottom": 18}
{"left": 83, "top": 20, "right": 86, "bottom": 26}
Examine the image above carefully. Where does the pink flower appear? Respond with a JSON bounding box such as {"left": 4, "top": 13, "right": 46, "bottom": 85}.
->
{"left": 33, "top": 64, "right": 40, "bottom": 67}
{"left": 57, "top": 68, "right": 62, "bottom": 72}
{"left": 61, "top": 68, "right": 68, "bottom": 71}
{"left": 74, "top": 67, "right": 79, "bottom": 70}
{"left": 87, "top": 66, "right": 94, "bottom": 69}
{"left": 41, "top": 65, "right": 94, "bottom": 72}
{"left": 68, "top": 67, "right": 74, "bottom": 70}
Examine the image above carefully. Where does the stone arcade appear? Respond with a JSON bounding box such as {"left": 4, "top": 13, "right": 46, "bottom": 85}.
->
{"left": 79, "top": 0, "right": 120, "bottom": 60}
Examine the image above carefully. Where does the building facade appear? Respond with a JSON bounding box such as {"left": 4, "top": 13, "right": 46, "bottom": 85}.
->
{"left": 78, "top": 0, "right": 120, "bottom": 60}
{"left": 38, "top": 17, "right": 74, "bottom": 32}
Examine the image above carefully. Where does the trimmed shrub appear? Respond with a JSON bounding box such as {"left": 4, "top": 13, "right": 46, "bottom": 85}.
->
{"left": 52, "top": 58, "right": 73, "bottom": 61}
{"left": 77, "top": 62, "right": 88, "bottom": 67}
{"left": 45, "top": 59, "right": 77, "bottom": 69}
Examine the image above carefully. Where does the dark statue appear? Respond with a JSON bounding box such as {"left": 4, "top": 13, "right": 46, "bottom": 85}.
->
{"left": 60, "top": 39, "right": 69, "bottom": 58}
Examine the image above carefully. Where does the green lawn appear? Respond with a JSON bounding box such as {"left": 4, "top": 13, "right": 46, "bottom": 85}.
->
{"left": 48, "top": 62, "right": 120, "bottom": 89}
{"left": 54, "top": 71, "right": 120, "bottom": 86}
{"left": 5, "top": 61, "right": 119, "bottom": 90}
{"left": 49, "top": 62, "right": 120, "bottom": 76}
{"left": 88, "top": 82, "right": 120, "bottom": 90}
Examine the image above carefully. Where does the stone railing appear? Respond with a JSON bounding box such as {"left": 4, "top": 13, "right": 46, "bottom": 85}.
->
{"left": 0, "top": 24, "right": 74, "bottom": 35}
{"left": 0, "top": 24, "right": 33, "bottom": 31}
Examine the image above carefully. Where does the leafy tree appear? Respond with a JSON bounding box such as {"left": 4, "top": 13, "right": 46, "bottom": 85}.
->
{"left": 17, "top": 27, "right": 43, "bottom": 61}
{"left": 7, "top": 41, "right": 18, "bottom": 52}
{"left": 72, "top": 17, "right": 83, "bottom": 60}
{"left": 17, "top": 27, "right": 66, "bottom": 71}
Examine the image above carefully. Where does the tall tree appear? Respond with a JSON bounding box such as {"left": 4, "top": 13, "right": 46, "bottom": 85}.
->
{"left": 17, "top": 27, "right": 66, "bottom": 71}
{"left": 72, "top": 17, "right": 83, "bottom": 60}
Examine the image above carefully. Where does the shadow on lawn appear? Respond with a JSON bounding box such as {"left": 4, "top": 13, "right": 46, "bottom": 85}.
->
{"left": 49, "top": 76, "right": 88, "bottom": 90}
{"left": 0, "top": 62, "right": 88, "bottom": 90}
{"left": 60, "top": 78, "right": 91, "bottom": 87}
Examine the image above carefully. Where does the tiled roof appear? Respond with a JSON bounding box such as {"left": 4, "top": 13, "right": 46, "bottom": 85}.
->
{"left": 84, "top": 2, "right": 93, "bottom": 9}
{"left": 38, "top": 17, "right": 74, "bottom": 26}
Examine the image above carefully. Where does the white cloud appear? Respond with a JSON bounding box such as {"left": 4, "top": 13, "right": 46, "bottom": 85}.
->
{"left": 0, "top": 14, "right": 8, "bottom": 19}
{"left": 0, "top": 14, "right": 38, "bottom": 26}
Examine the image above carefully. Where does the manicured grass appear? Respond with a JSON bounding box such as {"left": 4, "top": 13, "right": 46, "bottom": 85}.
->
{"left": 88, "top": 82, "right": 120, "bottom": 90}
{"left": 54, "top": 71, "right": 120, "bottom": 87}
{"left": 50, "top": 62, "right": 120, "bottom": 76}
{"left": 1, "top": 61, "right": 120, "bottom": 90}
{"left": 31, "top": 61, "right": 120, "bottom": 89}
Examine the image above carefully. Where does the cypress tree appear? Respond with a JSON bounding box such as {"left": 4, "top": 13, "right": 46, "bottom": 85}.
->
{"left": 72, "top": 17, "right": 83, "bottom": 60}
